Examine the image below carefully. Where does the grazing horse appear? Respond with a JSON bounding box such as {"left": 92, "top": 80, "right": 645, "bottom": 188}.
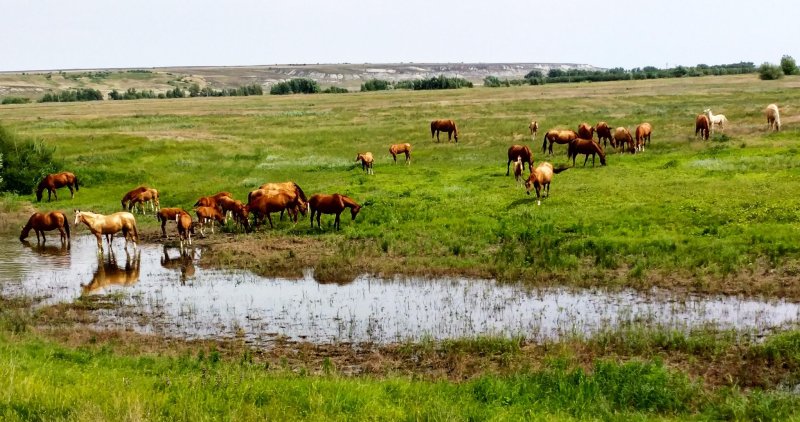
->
{"left": 613, "top": 127, "right": 635, "bottom": 153}
{"left": 194, "top": 191, "right": 232, "bottom": 209}
{"left": 578, "top": 123, "right": 595, "bottom": 140}
{"left": 195, "top": 206, "right": 225, "bottom": 235}
{"left": 695, "top": 114, "right": 710, "bottom": 140}
{"left": 525, "top": 162, "right": 569, "bottom": 203}
{"left": 157, "top": 207, "right": 185, "bottom": 237}
{"left": 431, "top": 119, "right": 458, "bottom": 142}
{"left": 568, "top": 138, "right": 606, "bottom": 167}
{"left": 541, "top": 129, "right": 578, "bottom": 155}
{"left": 246, "top": 191, "right": 303, "bottom": 228}
{"left": 128, "top": 188, "right": 159, "bottom": 214}
{"left": 635, "top": 123, "right": 652, "bottom": 151}
{"left": 595, "top": 122, "right": 613, "bottom": 147}
{"left": 36, "top": 172, "right": 79, "bottom": 202}
{"left": 308, "top": 194, "right": 362, "bottom": 230}
{"left": 766, "top": 104, "right": 781, "bottom": 132}
{"left": 81, "top": 249, "right": 141, "bottom": 295}
{"left": 389, "top": 143, "right": 412, "bottom": 164}
{"left": 356, "top": 152, "right": 374, "bottom": 175}
{"left": 529, "top": 120, "right": 539, "bottom": 141}
{"left": 513, "top": 156, "right": 524, "bottom": 183}
{"left": 20, "top": 211, "right": 70, "bottom": 244}
{"left": 704, "top": 109, "right": 728, "bottom": 134}
{"left": 216, "top": 195, "right": 242, "bottom": 223}
{"left": 121, "top": 186, "right": 149, "bottom": 210}
{"left": 74, "top": 210, "right": 138, "bottom": 251}
{"left": 256, "top": 182, "right": 308, "bottom": 220}
{"left": 506, "top": 144, "right": 534, "bottom": 175}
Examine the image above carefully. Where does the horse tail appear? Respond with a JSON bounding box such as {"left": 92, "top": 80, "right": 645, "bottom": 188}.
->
{"left": 293, "top": 182, "right": 307, "bottom": 202}
{"left": 552, "top": 165, "right": 570, "bottom": 174}
{"left": 62, "top": 212, "right": 71, "bottom": 241}
{"left": 430, "top": 121, "right": 436, "bottom": 138}
{"left": 74, "top": 176, "right": 79, "bottom": 191}
{"left": 541, "top": 133, "right": 548, "bottom": 154}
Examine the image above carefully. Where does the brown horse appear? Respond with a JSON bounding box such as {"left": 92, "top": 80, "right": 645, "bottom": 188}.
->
{"left": 542, "top": 129, "right": 578, "bottom": 155}
{"left": 308, "top": 194, "right": 362, "bottom": 230}
{"left": 20, "top": 211, "right": 70, "bottom": 244}
{"left": 529, "top": 120, "right": 539, "bottom": 141}
{"left": 195, "top": 206, "right": 225, "bottom": 235}
{"left": 635, "top": 123, "right": 652, "bottom": 151}
{"left": 81, "top": 249, "right": 141, "bottom": 295}
{"left": 578, "top": 123, "right": 595, "bottom": 140}
{"left": 246, "top": 191, "right": 304, "bottom": 228}
{"left": 431, "top": 119, "right": 458, "bottom": 142}
{"left": 121, "top": 186, "right": 149, "bottom": 210}
{"left": 157, "top": 207, "right": 185, "bottom": 237}
{"left": 128, "top": 188, "right": 160, "bottom": 214}
{"left": 595, "top": 122, "right": 613, "bottom": 147}
{"left": 74, "top": 210, "right": 138, "bottom": 251}
{"left": 613, "top": 127, "right": 635, "bottom": 153}
{"left": 568, "top": 138, "right": 606, "bottom": 167}
{"left": 175, "top": 211, "right": 196, "bottom": 250}
{"left": 194, "top": 191, "right": 233, "bottom": 209}
{"left": 513, "top": 156, "right": 524, "bottom": 183}
{"left": 161, "top": 246, "right": 196, "bottom": 283}
{"left": 695, "top": 114, "right": 710, "bottom": 140}
{"left": 36, "top": 172, "right": 79, "bottom": 202}
{"left": 256, "top": 182, "right": 309, "bottom": 219}
{"left": 356, "top": 152, "right": 374, "bottom": 175}
{"left": 389, "top": 143, "right": 412, "bottom": 164}
{"left": 506, "top": 144, "right": 534, "bottom": 175}
{"left": 525, "top": 162, "right": 569, "bottom": 202}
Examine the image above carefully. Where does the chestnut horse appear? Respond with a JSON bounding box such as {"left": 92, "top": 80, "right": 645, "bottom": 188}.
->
{"left": 74, "top": 210, "right": 138, "bottom": 251}
{"left": 595, "top": 122, "right": 613, "bottom": 147}
{"left": 542, "top": 129, "right": 578, "bottom": 155}
{"left": 256, "top": 181, "right": 308, "bottom": 219}
{"left": 128, "top": 188, "right": 160, "bottom": 214}
{"left": 513, "top": 156, "right": 524, "bottom": 183}
{"left": 389, "top": 143, "right": 412, "bottom": 164}
{"left": 246, "top": 191, "right": 303, "bottom": 228}
{"left": 157, "top": 207, "right": 185, "bottom": 237}
{"left": 20, "top": 211, "right": 70, "bottom": 244}
{"left": 356, "top": 152, "right": 374, "bottom": 175}
{"left": 175, "top": 211, "right": 195, "bottom": 250}
{"left": 194, "top": 191, "right": 232, "bottom": 209}
{"left": 695, "top": 114, "right": 710, "bottom": 140}
{"left": 613, "top": 127, "right": 635, "bottom": 153}
{"left": 529, "top": 120, "right": 539, "bottom": 141}
{"left": 195, "top": 206, "right": 225, "bottom": 235}
{"left": 308, "top": 194, "right": 362, "bottom": 230}
{"left": 568, "top": 138, "right": 606, "bottom": 167}
{"left": 121, "top": 186, "right": 149, "bottom": 210}
{"left": 431, "top": 119, "right": 458, "bottom": 142}
{"left": 766, "top": 104, "right": 781, "bottom": 132}
{"left": 506, "top": 144, "right": 533, "bottom": 175}
{"left": 578, "top": 123, "right": 595, "bottom": 140}
{"left": 635, "top": 123, "right": 652, "bottom": 151}
{"left": 36, "top": 172, "right": 79, "bottom": 202}
{"left": 525, "top": 162, "right": 569, "bottom": 203}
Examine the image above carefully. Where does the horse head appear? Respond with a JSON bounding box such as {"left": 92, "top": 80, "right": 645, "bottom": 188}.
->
{"left": 19, "top": 224, "right": 32, "bottom": 242}
{"left": 74, "top": 210, "right": 82, "bottom": 225}
{"left": 351, "top": 205, "right": 361, "bottom": 220}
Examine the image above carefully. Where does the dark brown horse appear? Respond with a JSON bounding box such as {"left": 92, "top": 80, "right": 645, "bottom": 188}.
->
{"left": 695, "top": 114, "right": 710, "bottom": 140}
{"left": 568, "top": 138, "right": 606, "bottom": 167}
{"left": 595, "top": 122, "right": 613, "bottom": 147}
{"left": 506, "top": 144, "right": 533, "bottom": 175}
{"left": 389, "top": 143, "right": 412, "bottom": 164}
{"left": 36, "top": 172, "right": 79, "bottom": 202}
{"left": 157, "top": 207, "right": 186, "bottom": 237}
{"left": 431, "top": 119, "right": 458, "bottom": 142}
{"left": 121, "top": 186, "right": 149, "bottom": 210}
{"left": 20, "top": 211, "right": 70, "bottom": 244}
{"left": 308, "top": 194, "right": 362, "bottom": 230}
{"left": 542, "top": 129, "right": 578, "bottom": 155}
{"left": 578, "top": 122, "right": 595, "bottom": 140}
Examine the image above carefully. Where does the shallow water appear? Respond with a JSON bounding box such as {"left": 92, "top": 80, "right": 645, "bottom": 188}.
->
{"left": 1, "top": 235, "right": 798, "bottom": 345}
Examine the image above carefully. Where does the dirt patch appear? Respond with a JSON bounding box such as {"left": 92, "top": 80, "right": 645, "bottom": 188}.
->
{"left": 0, "top": 201, "right": 35, "bottom": 234}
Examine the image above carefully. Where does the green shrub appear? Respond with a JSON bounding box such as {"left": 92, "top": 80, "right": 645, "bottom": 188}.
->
{"left": 270, "top": 79, "right": 319, "bottom": 95}
{"left": 780, "top": 55, "right": 797, "bottom": 76}
{"left": 360, "top": 79, "right": 391, "bottom": 92}
{"left": 2, "top": 97, "right": 31, "bottom": 105}
{"left": 322, "top": 86, "right": 348, "bottom": 94}
{"left": 39, "top": 88, "right": 103, "bottom": 103}
{"left": 758, "top": 63, "right": 784, "bottom": 80}
{"left": 0, "top": 125, "right": 61, "bottom": 195}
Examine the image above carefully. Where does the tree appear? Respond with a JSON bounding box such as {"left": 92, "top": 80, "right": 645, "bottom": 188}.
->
{"left": 780, "top": 55, "right": 797, "bottom": 76}
{"left": 759, "top": 63, "right": 784, "bottom": 80}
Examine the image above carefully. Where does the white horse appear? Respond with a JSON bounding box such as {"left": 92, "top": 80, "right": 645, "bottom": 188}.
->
{"left": 765, "top": 104, "right": 781, "bottom": 132}
{"left": 703, "top": 108, "right": 728, "bottom": 134}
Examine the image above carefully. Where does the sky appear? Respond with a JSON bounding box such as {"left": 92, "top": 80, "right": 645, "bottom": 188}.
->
{"left": 1, "top": 0, "right": 799, "bottom": 72}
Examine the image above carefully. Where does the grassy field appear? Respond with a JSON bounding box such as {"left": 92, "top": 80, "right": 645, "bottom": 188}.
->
{"left": 3, "top": 74, "right": 800, "bottom": 295}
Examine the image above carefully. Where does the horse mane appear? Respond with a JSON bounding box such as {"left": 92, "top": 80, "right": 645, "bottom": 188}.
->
{"left": 293, "top": 182, "right": 307, "bottom": 202}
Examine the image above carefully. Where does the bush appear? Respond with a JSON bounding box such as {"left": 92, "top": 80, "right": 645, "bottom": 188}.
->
{"left": 409, "top": 75, "right": 473, "bottom": 90}
{"left": 322, "top": 86, "right": 348, "bottom": 94}
{"left": 2, "top": 97, "right": 31, "bottom": 105}
{"left": 0, "top": 125, "right": 61, "bottom": 195}
{"left": 39, "top": 88, "right": 103, "bottom": 103}
{"left": 759, "top": 63, "right": 784, "bottom": 80}
{"left": 360, "top": 79, "right": 391, "bottom": 92}
{"left": 781, "top": 55, "right": 798, "bottom": 76}
{"left": 483, "top": 76, "right": 508, "bottom": 87}
{"left": 270, "top": 78, "right": 319, "bottom": 95}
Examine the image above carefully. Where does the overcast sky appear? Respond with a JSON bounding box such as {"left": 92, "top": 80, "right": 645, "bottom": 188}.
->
{"left": 2, "top": 0, "right": 798, "bottom": 71}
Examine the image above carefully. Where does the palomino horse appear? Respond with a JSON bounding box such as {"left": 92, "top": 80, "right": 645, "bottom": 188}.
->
{"left": 766, "top": 104, "right": 781, "bottom": 132}
{"left": 635, "top": 123, "right": 652, "bottom": 151}
{"left": 613, "top": 127, "right": 635, "bottom": 153}
{"left": 525, "top": 162, "right": 569, "bottom": 204}
{"left": 431, "top": 119, "right": 458, "bottom": 142}
{"left": 595, "top": 122, "right": 613, "bottom": 147}
{"left": 568, "top": 139, "right": 606, "bottom": 167}
{"left": 541, "top": 129, "right": 578, "bottom": 155}
{"left": 20, "top": 211, "right": 70, "bottom": 244}
{"left": 389, "top": 143, "right": 412, "bottom": 164}
{"left": 529, "top": 120, "right": 539, "bottom": 141}
{"left": 246, "top": 190, "right": 304, "bottom": 228}
{"left": 157, "top": 207, "right": 185, "bottom": 237}
{"left": 695, "top": 114, "right": 710, "bottom": 140}
{"left": 195, "top": 206, "right": 225, "bottom": 235}
{"left": 74, "top": 210, "right": 138, "bottom": 251}
{"left": 36, "top": 172, "right": 79, "bottom": 202}
{"left": 704, "top": 108, "right": 728, "bottom": 134}
{"left": 308, "top": 194, "right": 362, "bottom": 230}
{"left": 578, "top": 123, "right": 595, "bottom": 140}
{"left": 128, "top": 188, "right": 160, "bottom": 214}
{"left": 81, "top": 249, "right": 141, "bottom": 295}
{"left": 506, "top": 144, "right": 534, "bottom": 175}
{"left": 356, "top": 152, "right": 374, "bottom": 175}
{"left": 121, "top": 186, "right": 149, "bottom": 210}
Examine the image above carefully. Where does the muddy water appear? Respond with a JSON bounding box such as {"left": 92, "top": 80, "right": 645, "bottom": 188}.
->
{"left": 1, "top": 235, "right": 799, "bottom": 345}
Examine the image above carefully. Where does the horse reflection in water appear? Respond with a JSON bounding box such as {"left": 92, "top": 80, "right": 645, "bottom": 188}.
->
{"left": 20, "top": 240, "right": 70, "bottom": 258}
{"left": 81, "top": 248, "right": 141, "bottom": 294}
{"left": 160, "top": 245, "right": 197, "bottom": 284}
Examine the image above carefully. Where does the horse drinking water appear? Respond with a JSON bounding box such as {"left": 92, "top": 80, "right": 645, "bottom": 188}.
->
{"left": 19, "top": 211, "right": 71, "bottom": 244}
{"left": 36, "top": 172, "right": 79, "bottom": 202}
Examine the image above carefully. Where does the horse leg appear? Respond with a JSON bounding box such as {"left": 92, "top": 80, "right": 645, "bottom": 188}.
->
{"left": 335, "top": 213, "right": 341, "bottom": 230}
{"left": 59, "top": 227, "right": 66, "bottom": 243}
{"left": 95, "top": 233, "right": 103, "bottom": 252}
{"left": 405, "top": 152, "right": 411, "bottom": 165}
{"left": 266, "top": 214, "right": 274, "bottom": 229}
{"left": 392, "top": 153, "right": 396, "bottom": 164}
{"left": 583, "top": 154, "right": 589, "bottom": 167}
{"left": 69, "top": 185, "right": 74, "bottom": 199}
{"left": 506, "top": 159, "right": 511, "bottom": 176}
{"left": 161, "top": 219, "right": 167, "bottom": 238}
{"left": 37, "top": 230, "right": 43, "bottom": 244}
{"left": 317, "top": 213, "right": 322, "bottom": 229}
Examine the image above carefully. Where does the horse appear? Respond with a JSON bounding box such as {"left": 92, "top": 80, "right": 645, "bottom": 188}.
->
{"left": 568, "top": 138, "right": 606, "bottom": 167}
{"left": 506, "top": 144, "right": 534, "bottom": 175}
{"left": 389, "top": 143, "right": 412, "bottom": 164}
{"left": 121, "top": 186, "right": 149, "bottom": 210}
{"left": 695, "top": 114, "right": 710, "bottom": 140}
{"left": 195, "top": 206, "right": 225, "bottom": 235}
{"left": 194, "top": 191, "right": 232, "bottom": 209}
{"left": 256, "top": 181, "right": 308, "bottom": 219}
{"left": 356, "top": 152, "right": 374, "bottom": 175}
{"left": 216, "top": 195, "right": 242, "bottom": 223}
{"left": 541, "top": 129, "right": 578, "bottom": 155}
{"left": 595, "top": 122, "right": 614, "bottom": 147}
{"left": 431, "top": 119, "right": 458, "bottom": 143}
{"left": 704, "top": 108, "right": 728, "bottom": 134}
{"left": 36, "top": 172, "right": 79, "bottom": 202}
{"left": 20, "top": 211, "right": 70, "bottom": 244}
{"left": 128, "top": 188, "right": 160, "bottom": 214}
{"left": 246, "top": 190, "right": 304, "bottom": 228}
{"left": 157, "top": 207, "right": 185, "bottom": 238}
{"left": 513, "top": 156, "right": 524, "bottom": 183}
{"left": 635, "top": 123, "right": 652, "bottom": 151}
{"left": 74, "top": 210, "right": 138, "bottom": 251}
{"left": 175, "top": 211, "right": 196, "bottom": 250}
{"left": 308, "top": 194, "right": 362, "bottom": 230}
{"left": 81, "top": 249, "right": 140, "bottom": 295}
{"left": 529, "top": 120, "right": 539, "bottom": 141}
{"left": 525, "top": 162, "right": 569, "bottom": 204}
{"left": 578, "top": 123, "right": 595, "bottom": 140}
{"left": 613, "top": 127, "right": 635, "bottom": 153}
{"left": 766, "top": 104, "right": 781, "bottom": 132}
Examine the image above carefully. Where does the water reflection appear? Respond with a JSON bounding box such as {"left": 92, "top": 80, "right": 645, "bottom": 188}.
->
{"left": 81, "top": 249, "right": 141, "bottom": 295}
{"left": 160, "top": 246, "right": 197, "bottom": 284}
{"left": 20, "top": 240, "right": 70, "bottom": 257}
